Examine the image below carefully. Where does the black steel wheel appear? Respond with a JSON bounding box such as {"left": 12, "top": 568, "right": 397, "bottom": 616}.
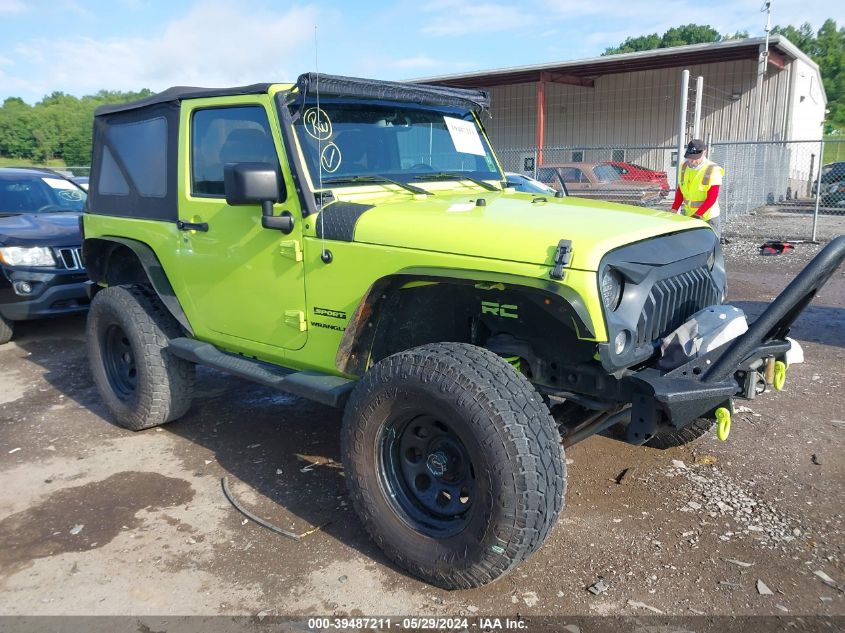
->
{"left": 380, "top": 414, "right": 477, "bottom": 538}
{"left": 342, "top": 342, "right": 566, "bottom": 589}
{"left": 102, "top": 323, "right": 137, "bottom": 399}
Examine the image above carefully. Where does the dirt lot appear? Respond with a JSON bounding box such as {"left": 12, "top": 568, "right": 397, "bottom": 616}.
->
{"left": 1, "top": 229, "right": 843, "bottom": 621}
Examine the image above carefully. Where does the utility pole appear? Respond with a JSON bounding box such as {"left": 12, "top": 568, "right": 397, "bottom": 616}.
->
{"left": 677, "top": 69, "right": 690, "bottom": 189}
{"left": 693, "top": 75, "right": 704, "bottom": 138}
{"left": 753, "top": 1, "right": 773, "bottom": 140}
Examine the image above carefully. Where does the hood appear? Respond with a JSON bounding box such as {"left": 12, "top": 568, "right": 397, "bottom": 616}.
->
{"left": 340, "top": 190, "right": 701, "bottom": 271}
{"left": 0, "top": 212, "right": 82, "bottom": 248}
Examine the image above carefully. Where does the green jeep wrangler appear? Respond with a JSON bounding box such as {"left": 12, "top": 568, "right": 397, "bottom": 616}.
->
{"left": 82, "top": 73, "right": 844, "bottom": 589}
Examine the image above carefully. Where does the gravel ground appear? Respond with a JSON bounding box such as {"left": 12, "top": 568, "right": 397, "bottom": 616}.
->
{"left": 722, "top": 207, "right": 845, "bottom": 243}
{"left": 0, "top": 239, "right": 843, "bottom": 622}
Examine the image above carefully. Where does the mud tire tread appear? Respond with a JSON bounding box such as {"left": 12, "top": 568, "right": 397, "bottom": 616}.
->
{"left": 87, "top": 284, "right": 194, "bottom": 431}
{"left": 0, "top": 314, "right": 13, "bottom": 345}
{"left": 341, "top": 342, "right": 566, "bottom": 589}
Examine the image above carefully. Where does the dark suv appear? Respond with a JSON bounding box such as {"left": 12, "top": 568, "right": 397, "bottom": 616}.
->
{"left": 0, "top": 167, "right": 90, "bottom": 344}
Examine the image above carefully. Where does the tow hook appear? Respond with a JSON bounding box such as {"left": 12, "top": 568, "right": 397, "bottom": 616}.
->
{"left": 773, "top": 360, "right": 787, "bottom": 391}
{"left": 715, "top": 407, "right": 731, "bottom": 441}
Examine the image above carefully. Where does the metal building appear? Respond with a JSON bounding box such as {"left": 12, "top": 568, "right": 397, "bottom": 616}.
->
{"left": 415, "top": 36, "right": 826, "bottom": 178}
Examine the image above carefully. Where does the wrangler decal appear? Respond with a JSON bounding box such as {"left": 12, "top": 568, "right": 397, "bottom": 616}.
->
{"left": 311, "top": 321, "right": 345, "bottom": 332}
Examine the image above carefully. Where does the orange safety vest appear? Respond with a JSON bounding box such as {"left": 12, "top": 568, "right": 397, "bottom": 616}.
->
{"left": 679, "top": 159, "right": 723, "bottom": 221}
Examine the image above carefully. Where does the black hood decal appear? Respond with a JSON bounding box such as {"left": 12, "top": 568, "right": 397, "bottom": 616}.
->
{"left": 315, "top": 202, "right": 374, "bottom": 242}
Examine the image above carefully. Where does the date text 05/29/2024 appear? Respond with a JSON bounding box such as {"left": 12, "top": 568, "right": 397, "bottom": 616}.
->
{"left": 306, "top": 617, "right": 528, "bottom": 630}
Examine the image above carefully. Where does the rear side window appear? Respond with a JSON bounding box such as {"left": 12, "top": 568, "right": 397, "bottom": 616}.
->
{"left": 559, "top": 167, "right": 583, "bottom": 183}
{"left": 536, "top": 167, "right": 557, "bottom": 182}
{"left": 98, "top": 117, "right": 167, "bottom": 198}
{"left": 191, "top": 106, "right": 279, "bottom": 196}
{"left": 594, "top": 165, "right": 619, "bottom": 182}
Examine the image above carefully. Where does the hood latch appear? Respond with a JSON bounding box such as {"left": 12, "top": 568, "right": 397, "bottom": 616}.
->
{"left": 550, "top": 239, "right": 572, "bottom": 280}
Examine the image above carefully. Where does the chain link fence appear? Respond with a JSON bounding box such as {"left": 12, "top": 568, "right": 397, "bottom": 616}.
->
{"left": 498, "top": 140, "right": 845, "bottom": 242}
{"left": 28, "top": 142, "right": 845, "bottom": 241}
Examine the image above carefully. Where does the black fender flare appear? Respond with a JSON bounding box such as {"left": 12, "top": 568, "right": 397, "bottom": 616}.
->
{"left": 83, "top": 236, "right": 193, "bottom": 335}
{"left": 336, "top": 272, "right": 596, "bottom": 377}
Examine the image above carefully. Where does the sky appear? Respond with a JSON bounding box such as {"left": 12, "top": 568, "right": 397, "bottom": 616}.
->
{"left": 0, "top": 0, "right": 842, "bottom": 104}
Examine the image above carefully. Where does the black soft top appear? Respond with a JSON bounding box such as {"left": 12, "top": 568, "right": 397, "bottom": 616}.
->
{"left": 95, "top": 83, "right": 274, "bottom": 116}
{"left": 88, "top": 74, "right": 490, "bottom": 222}
{"left": 95, "top": 74, "right": 489, "bottom": 117}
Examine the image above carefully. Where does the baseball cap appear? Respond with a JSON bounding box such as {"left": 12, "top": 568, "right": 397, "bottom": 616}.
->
{"left": 684, "top": 139, "right": 707, "bottom": 157}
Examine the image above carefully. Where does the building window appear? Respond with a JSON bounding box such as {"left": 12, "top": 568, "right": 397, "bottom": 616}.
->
{"left": 571, "top": 151, "right": 584, "bottom": 163}
{"left": 611, "top": 149, "right": 625, "bottom": 162}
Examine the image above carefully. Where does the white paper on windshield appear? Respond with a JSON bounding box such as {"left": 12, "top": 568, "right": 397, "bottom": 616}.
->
{"left": 42, "top": 177, "right": 77, "bottom": 190}
{"left": 444, "top": 116, "right": 486, "bottom": 156}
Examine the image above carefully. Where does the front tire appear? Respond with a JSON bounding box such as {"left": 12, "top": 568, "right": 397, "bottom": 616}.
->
{"left": 0, "top": 315, "right": 13, "bottom": 345}
{"left": 341, "top": 343, "right": 566, "bottom": 589}
{"left": 87, "top": 284, "right": 195, "bottom": 430}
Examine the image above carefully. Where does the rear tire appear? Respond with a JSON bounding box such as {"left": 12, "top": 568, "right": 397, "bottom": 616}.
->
{"left": 341, "top": 342, "right": 565, "bottom": 589}
{"left": 0, "top": 315, "right": 13, "bottom": 345}
{"left": 644, "top": 418, "right": 714, "bottom": 449}
{"left": 87, "top": 284, "right": 194, "bottom": 430}
{"left": 605, "top": 416, "right": 714, "bottom": 449}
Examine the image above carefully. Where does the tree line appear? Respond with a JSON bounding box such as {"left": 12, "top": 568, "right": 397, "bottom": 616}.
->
{"left": 0, "top": 20, "right": 842, "bottom": 166}
{"left": 604, "top": 20, "right": 845, "bottom": 130}
{"left": 0, "top": 90, "right": 151, "bottom": 166}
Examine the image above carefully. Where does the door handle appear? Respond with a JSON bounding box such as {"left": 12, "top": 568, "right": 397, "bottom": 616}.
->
{"left": 177, "top": 220, "right": 209, "bottom": 232}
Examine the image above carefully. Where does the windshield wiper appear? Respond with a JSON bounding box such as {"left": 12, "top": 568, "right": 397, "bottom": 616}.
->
{"left": 322, "top": 175, "right": 431, "bottom": 196}
{"left": 411, "top": 172, "right": 501, "bottom": 191}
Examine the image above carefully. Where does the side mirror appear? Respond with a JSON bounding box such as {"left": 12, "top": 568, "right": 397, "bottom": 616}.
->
{"left": 224, "top": 162, "right": 293, "bottom": 233}
{"left": 224, "top": 162, "right": 283, "bottom": 207}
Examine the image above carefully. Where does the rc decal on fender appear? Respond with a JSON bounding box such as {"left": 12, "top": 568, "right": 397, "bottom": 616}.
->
{"left": 481, "top": 301, "right": 519, "bottom": 319}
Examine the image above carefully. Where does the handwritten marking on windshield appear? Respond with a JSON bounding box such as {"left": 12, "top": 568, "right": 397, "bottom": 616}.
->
{"left": 320, "top": 143, "right": 342, "bottom": 173}
{"left": 303, "top": 107, "right": 333, "bottom": 141}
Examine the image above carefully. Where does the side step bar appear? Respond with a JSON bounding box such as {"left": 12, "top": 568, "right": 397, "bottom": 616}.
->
{"left": 169, "top": 338, "right": 354, "bottom": 408}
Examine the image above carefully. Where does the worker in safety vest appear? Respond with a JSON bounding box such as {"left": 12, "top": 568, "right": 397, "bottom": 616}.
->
{"left": 672, "top": 139, "right": 724, "bottom": 236}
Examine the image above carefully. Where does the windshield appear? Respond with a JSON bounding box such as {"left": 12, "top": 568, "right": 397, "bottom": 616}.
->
{"left": 821, "top": 163, "right": 845, "bottom": 183}
{"left": 0, "top": 174, "right": 87, "bottom": 214}
{"left": 506, "top": 174, "right": 558, "bottom": 195}
{"left": 290, "top": 99, "right": 502, "bottom": 188}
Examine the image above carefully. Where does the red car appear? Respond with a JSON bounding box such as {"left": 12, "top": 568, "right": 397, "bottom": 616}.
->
{"left": 603, "top": 161, "right": 670, "bottom": 195}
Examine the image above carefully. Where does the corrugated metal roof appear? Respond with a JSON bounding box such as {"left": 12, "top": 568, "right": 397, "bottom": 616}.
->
{"left": 413, "top": 35, "right": 819, "bottom": 88}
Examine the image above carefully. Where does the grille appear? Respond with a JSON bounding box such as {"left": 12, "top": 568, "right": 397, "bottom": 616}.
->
{"left": 637, "top": 267, "right": 719, "bottom": 345}
{"left": 54, "top": 247, "right": 83, "bottom": 271}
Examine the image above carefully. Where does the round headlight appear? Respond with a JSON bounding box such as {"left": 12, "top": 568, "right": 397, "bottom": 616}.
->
{"left": 601, "top": 269, "right": 623, "bottom": 310}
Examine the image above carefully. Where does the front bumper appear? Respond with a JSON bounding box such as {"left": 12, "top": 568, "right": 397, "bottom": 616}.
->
{"left": 0, "top": 268, "right": 91, "bottom": 321}
{"left": 621, "top": 235, "right": 845, "bottom": 443}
